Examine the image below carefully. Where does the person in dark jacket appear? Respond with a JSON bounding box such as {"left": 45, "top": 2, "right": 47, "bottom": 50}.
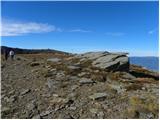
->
{"left": 4, "top": 49, "right": 9, "bottom": 61}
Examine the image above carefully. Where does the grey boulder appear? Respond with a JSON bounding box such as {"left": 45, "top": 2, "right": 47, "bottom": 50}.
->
{"left": 76, "top": 51, "right": 129, "bottom": 71}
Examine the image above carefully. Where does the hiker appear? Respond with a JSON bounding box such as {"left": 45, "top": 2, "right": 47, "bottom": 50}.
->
{"left": 4, "top": 49, "right": 9, "bottom": 61}
{"left": 9, "top": 50, "right": 15, "bottom": 60}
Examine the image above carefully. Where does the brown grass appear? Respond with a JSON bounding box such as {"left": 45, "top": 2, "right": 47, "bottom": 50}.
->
{"left": 127, "top": 96, "right": 159, "bottom": 117}
{"left": 125, "top": 83, "right": 143, "bottom": 91}
{"left": 108, "top": 72, "right": 124, "bottom": 81}
{"left": 134, "top": 77, "right": 157, "bottom": 84}
{"left": 37, "top": 68, "right": 53, "bottom": 78}
{"left": 19, "top": 53, "right": 71, "bottom": 61}
{"left": 90, "top": 71, "right": 108, "bottom": 82}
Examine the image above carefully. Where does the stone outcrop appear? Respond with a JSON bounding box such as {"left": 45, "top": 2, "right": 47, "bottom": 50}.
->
{"left": 1, "top": 51, "right": 158, "bottom": 119}
{"left": 76, "top": 51, "right": 129, "bottom": 71}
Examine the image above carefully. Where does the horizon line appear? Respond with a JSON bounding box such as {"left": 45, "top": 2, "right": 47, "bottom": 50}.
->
{"left": 1, "top": 45, "right": 159, "bottom": 57}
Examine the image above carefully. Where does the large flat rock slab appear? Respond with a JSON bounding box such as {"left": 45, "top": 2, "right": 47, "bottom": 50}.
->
{"left": 76, "top": 51, "right": 129, "bottom": 71}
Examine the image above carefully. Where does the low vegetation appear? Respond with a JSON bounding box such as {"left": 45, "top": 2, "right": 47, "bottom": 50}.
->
{"left": 125, "top": 96, "right": 159, "bottom": 118}
{"left": 125, "top": 83, "right": 143, "bottom": 91}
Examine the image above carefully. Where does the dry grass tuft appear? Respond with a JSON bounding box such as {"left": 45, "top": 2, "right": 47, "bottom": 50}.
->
{"left": 38, "top": 68, "right": 53, "bottom": 78}
{"left": 127, "top": 96, "right": 159, "bottom": 117}
{"left": 125, "top": 83, "right": 143, "bottom": 91}
{"left": 126, "top": 107, "right": 140, "bottom": 118}
{"left": 90, "top": 71, "right": 108, "bottom": 82}
{"left": 108, "top": 72, "right": 124, "bottom": 80}
{"left": 135, "top": 77, "right": 157, "bottom": 84}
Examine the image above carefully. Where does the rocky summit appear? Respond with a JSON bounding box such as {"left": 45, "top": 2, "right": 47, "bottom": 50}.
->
{"left": 1, "top": 51, "right": 159, "bottom": 119}
{"left": 76, "top": 51, "right": 129, "bottom": 72}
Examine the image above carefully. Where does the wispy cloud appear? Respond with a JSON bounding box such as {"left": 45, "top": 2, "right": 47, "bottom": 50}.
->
{"left": 0, "top": 19, "right": 59, "bottom": 36}
{"left": 68, "top": 29, "right": 91, "bottom": 33}
{"left": 148, "top": 28, "right": 157, "bottom": 35}
{"left": 105, "top": 32, "right": 125, "bottom": 36}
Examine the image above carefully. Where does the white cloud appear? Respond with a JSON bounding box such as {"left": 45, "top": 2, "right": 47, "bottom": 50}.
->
{"left": 68, "top": 29, "right": 91, "bottom": 33}
{"left": 105, "top": 32, "right": 125, "bottom": 36}
{"left": 0, "top": 19, "right": 58, "bottom": 36}
{"left": 56, "top": 28, "right": 63, "bottom": 32}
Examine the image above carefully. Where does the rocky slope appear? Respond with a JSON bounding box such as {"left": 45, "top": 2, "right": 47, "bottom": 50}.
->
{"left": 1, "top": 52, "right": 159, "bottom": 119}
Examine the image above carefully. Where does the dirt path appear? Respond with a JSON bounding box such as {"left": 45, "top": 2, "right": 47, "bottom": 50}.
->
{"left": 2, "top": 56, "right": 48, "bottom": 118}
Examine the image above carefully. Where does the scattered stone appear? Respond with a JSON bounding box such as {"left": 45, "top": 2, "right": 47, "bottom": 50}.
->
{"left": 110, "top": 84, "right": 125, "bottom": 94}
{"left": 69, "top": 76, "right": 80, "bottom": 81}
{"left": 31, "top": 69, "right": 39, "bottom": 73}
{"left": 32, "top": 114, "right": 41, "bottom": 119}
{"left": 147, "top": 113, "right": 154, "bottom": 119}
{"left": 5, "top": 96, "right": 17, "bottom": 104}
{"left": 50, "top": 68, "right": 57, "bottom": 72}
{"left": 65, "top": 99, "right": 74, "bottom": 105}
{"left": 94, "top": 70, "right": 100, "bottom": 73}
{"left": 68, "top": 92, "right": 77, "bottom": 99}
{"left": 42, "top": 93, "right": 51, "bottom": 98}
{"left": 71, "top": 85, "right": 79, "bottom": 91}
{"left": 46, "top": 65, "right": 51, "bottom": 69}
{"left": 1, "top": 64, "right": 5, "bottom": 69}
{"left": 47, "top": 79, "right": 54, "bottom": 89}
{"left": 79, "top": 78, "right": 94, "bottom": 84}
{"left": 57, "top": 113, "right": 73, "bottom": 119}
{"left": 26, "top": 101, "right": 36, "bottom": 111}
{"left": 8, "top": 90, "right": 15, "bottom": 95}
{"left": 142, "top": 87, "right": 146, "bottom": 90}
{"left": 68, "top": 106, "right": 77, "bottom": 110}
{"left": 3, "top": 96, "right": 9, "bottom": 102}
{"left": 49, "top": 97, "right": 69, "bottom": 105}
{"left": 122, "top": 72, "right": 136, "bottom": 79}
{"left": 30, "top": 62, "right": 40, "bottom": 67}
{"left": 46, "top": 79, "right": 59, "bottom": 89}
{"left": 1, "top": 107, "right": 11, "bottom": 115}
{"left": 52, "top": 94, "right": 59, "bottom": 97}
{"left": 89, "top": 93, "right": 108, "bottom": 100}
{"left": 90, "top": 108, "right": 98, "bottom": 114}
{"left": 40, "top": 110, "right": 53, "bottom": 117}
{"left": 20, "top": 89, "right": 31, "bottom": 96}
{"left": 1, "top": 51, "right": 159, "bottom": 119}
{"left": 56, "top": 71, "right": 65, "bottom": 78}
{"left": 67, "top": 65, "right": 81, "bottom": 70}
{"left": 97, "top": 111, "right": 104, "bottom": 118}
{"left": 78, "top": 72, "right": 87, "bottom": 77}
{"left": 9, "top": 95, "right": 17, "bottom": 103}
{"left": 47, "top": 58, "right": 61, "bottom": 62}
{"left": 23, "top": 75, "right": 27, "bottom": 78}
{"left": 1, "top": 94, "right": 5, "bottom": 99}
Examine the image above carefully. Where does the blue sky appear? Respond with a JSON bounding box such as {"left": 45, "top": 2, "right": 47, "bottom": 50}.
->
{"left": 1, "top": 1, "right": 159, "bottom": 56}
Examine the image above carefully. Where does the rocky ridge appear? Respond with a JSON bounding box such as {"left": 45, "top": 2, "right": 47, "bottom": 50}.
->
{"left": 1, "top": 51, "right": 159, "bottom": 119}
{"left": 76, "top": 51, "right": 129, "bottom": 71}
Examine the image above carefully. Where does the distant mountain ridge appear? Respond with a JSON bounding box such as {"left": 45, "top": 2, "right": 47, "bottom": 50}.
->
{"left": 1, "top": 46, "right": 158, "bottom": 72}
{"left": 130, "top": 57, "right": 159, "bottom": 72}
{"left": 1, "top": 46, "right": 70, "bottom": 55}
